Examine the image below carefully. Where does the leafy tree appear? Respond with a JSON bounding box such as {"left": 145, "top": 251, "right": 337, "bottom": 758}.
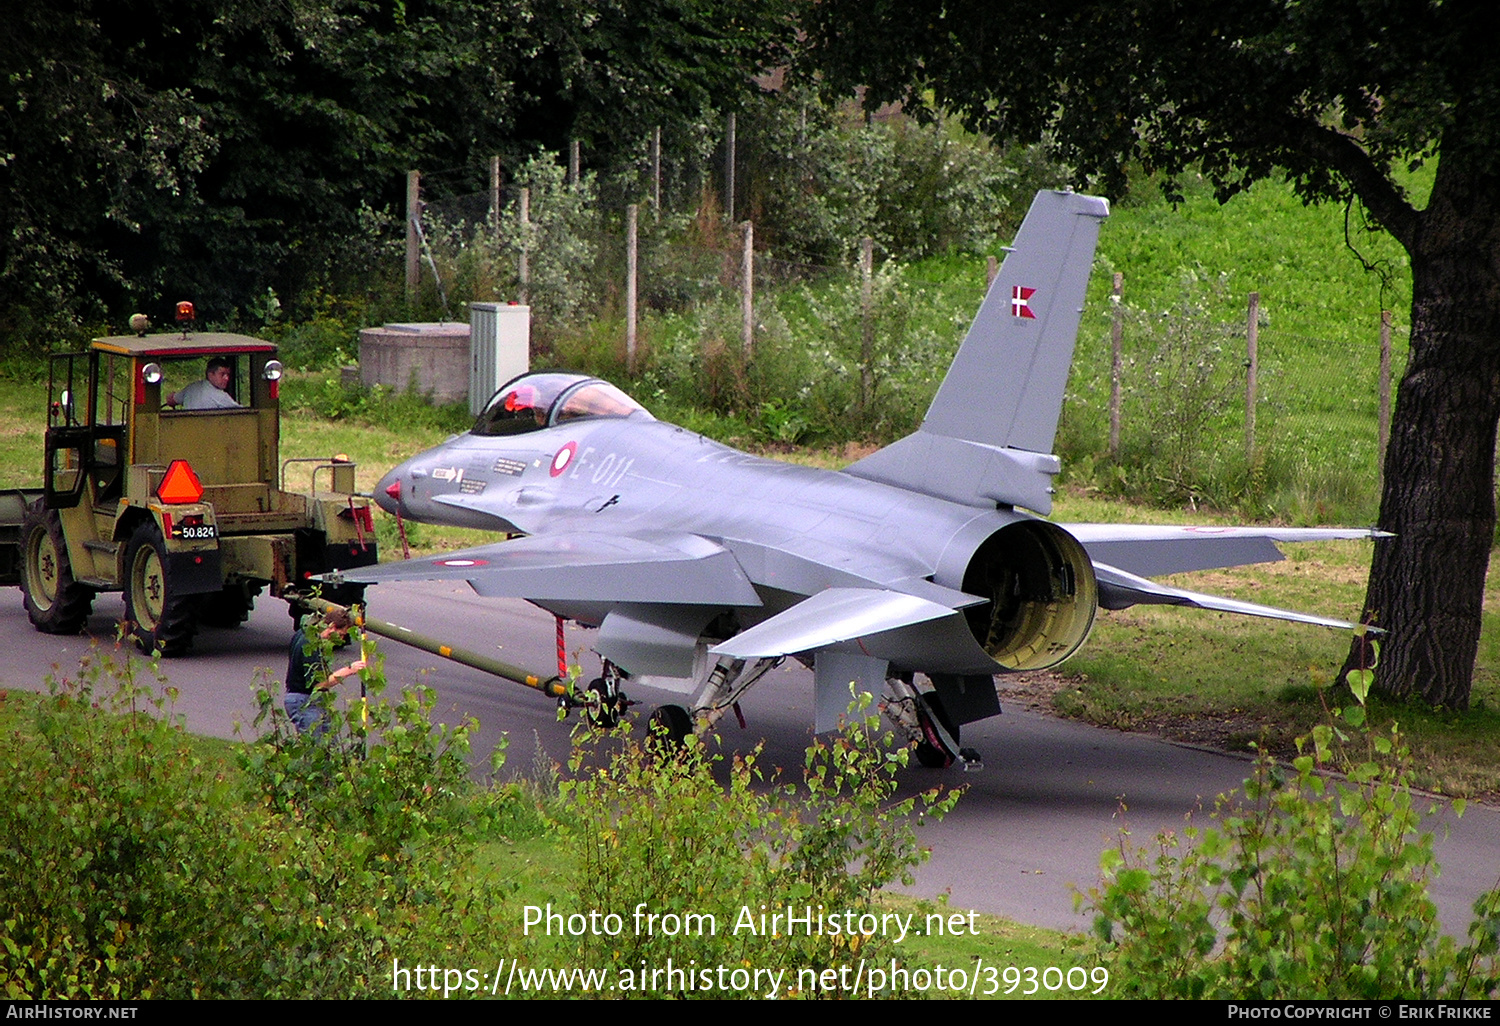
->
{"left": 0, "top": 0, "right": 794, "bottom": 332}
{"left": 799, "top": 0, "right": 1500, "bottom": 710}
{"left": 507, "top": 0, "right": 795, "bottom": 158}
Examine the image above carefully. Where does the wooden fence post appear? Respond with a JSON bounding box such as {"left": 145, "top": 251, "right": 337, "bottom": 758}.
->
{"left": 986, "top": 255, "right": 998, "bottom": 288}
{"left": 860, "top": 236, "right": 874, "bottom": 412}
{"left": 741, "top": 220, "right": 753, "bottom": 357}
{"left": 405, "top": 170, "right": 421, "bottom": 304}
{"left": 1379, "top": 309, "right": 1393, "bottom": 475}
{"left": 651, "top": 126, "right": 662, "bottom": 220}
{"left": 518, "top": 187, "right": 530, "bottom": 304}
{"left": 725, "top": 113, "right": 736, "bottom": 222}
{"left": 626, "top": 204, "right": 639, "bottom": 375}
{"left": 489, "top": 156, "right": 501, "bottom": 239}
{"left": 1246, "top": 291, "right": 1260, "bottom": 464}
{"left": 568, "top": 140, "right": 580, "bottom": 186}
{"left": 1110, "top": 272, "right": 1123, "bottom": 456}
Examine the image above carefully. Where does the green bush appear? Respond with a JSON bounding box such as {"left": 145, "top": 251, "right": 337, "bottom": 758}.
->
{"left": 0, "top": 636, "right": 509, "bottom": 998}
{"left": 1083, "top": 653, "right": 1500, "bottom": 999}
{"left": 632, "top": 259, "right": 965, "bottom": 445}
{"left": 741, "top": 90, "right": 1066, "bottom": 266}
{"left": 2, "top": 640, "right": 972, "bottom": 999}
{"left": 278, "top": 372, "right": 473, "bottom": 434}
{"left": 559, "top": 692, "right": 959, "bottom": 997}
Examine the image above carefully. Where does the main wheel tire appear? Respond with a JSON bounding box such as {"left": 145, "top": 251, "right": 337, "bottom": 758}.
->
{"left": 198, "top": 582, "right": 262, "bottom": 628}
{"left": 647, "top": 704, "right": 692, "bottom": 752}
{"left": 914, "top": 693, "right": 960, "bottom": 769}
{"left": 123, "top": 522, "right": 198, "bottom": 656}
{"left": 20, "top": 500, "right": 94, "bottom": 634}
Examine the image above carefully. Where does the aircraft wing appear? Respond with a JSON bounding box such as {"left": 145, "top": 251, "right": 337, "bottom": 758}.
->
{"left": 332, "top": 532, "right": 762, "bottom": 606}
{"left": 1062, "top": 523, "right": 1386, "bottom": 578}
{"left": 1093, "top": 562, "right": 1374, "bottom": 630}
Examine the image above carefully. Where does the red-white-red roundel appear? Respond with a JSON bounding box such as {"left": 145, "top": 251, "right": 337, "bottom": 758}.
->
{"left": 550, "top": 441, "right": 578, "bottom": 477}
{"left": 435, "top": 558, "right": 490, "bottom": 568}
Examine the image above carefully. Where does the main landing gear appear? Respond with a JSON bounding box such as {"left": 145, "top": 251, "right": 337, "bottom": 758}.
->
{"left": 554, "top": 644, "right": 982, "bottom": 771}
{"left": 881, "top": 678, "right": 983, "bottom": 771}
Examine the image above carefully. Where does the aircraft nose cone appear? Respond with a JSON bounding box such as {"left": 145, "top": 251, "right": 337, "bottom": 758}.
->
{"left": 374, "top": 466, "right": 403, "bottom": 515}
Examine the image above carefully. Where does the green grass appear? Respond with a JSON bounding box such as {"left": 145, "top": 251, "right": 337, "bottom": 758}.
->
{"left": 1049, "top": 488, "right": 1500, "bottom": 798}
{"left": 0, "top": 373, "right": 47, "bottom": 488}
{"left": 1063, "top": 169, "right": 1432, "bottom": 522}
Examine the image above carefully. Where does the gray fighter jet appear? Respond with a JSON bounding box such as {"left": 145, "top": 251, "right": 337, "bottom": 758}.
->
{"left": 342, "top": 190, "right": 1380, "bottom": 767}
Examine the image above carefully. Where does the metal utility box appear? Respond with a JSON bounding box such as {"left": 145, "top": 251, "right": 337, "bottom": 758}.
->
{"left": 468, "top": 303, "right": 531, "bottom": 415}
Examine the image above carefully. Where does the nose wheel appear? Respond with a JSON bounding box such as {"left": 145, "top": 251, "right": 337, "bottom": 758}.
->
{"left": 582, "top": 671, "right": 627, "bottom": 729}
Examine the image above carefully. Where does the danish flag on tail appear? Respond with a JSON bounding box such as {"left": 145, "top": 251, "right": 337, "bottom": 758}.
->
{"left": 1011, "top": 285, "right": 1036, "bottom": 318}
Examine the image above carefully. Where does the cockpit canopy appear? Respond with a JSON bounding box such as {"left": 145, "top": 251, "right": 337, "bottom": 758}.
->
{"left": 472, "top": 372, "right": 653, "bottom": 437}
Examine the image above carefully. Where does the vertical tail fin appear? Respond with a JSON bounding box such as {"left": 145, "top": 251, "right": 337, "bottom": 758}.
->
{"left": 844, "top": 190, "right": 1108, "bottom": 514}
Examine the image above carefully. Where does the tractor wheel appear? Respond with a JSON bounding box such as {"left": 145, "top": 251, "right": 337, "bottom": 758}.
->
{"left": 198, "top": 581, "right": 262, "bottom": 629}
{"left": 20, "top": 500, "right": 94, "bottom": 634}
{"left": 123, "top": 522, "right": 198, "bottom": 656}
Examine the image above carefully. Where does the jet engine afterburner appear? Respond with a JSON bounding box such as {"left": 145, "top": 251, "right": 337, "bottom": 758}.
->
{"left": 957, "top": 520, "right": 1097, "bottom": 671}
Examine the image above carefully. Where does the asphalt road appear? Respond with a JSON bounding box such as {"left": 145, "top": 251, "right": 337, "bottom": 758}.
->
{"left": 4, "top": 580, "right": 1497, "bottom": 936}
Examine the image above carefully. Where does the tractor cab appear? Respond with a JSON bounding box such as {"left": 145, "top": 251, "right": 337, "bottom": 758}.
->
{"left": 46, "top": 333, "right": 287, "bottom": 514}
{"left": 19, "top": 328, "right": 376, "bottom": 654}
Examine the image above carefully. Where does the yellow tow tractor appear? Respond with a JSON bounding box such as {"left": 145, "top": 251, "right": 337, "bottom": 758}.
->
{"left": 7, "top": 320, "right": 378, "bottom": 654}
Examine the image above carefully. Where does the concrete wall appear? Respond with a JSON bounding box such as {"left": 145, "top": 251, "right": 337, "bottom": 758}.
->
{"left": 358, "top": 322, "right": 470, "bottom": 403}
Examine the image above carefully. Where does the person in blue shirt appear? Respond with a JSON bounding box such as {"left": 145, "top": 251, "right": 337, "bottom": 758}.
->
{"left": 284, "top": 608, "right": 368, "bottom": 734}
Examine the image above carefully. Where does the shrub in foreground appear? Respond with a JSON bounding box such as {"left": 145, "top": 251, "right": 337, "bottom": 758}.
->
{"left": 1084, "top": 652, "right": 1500, "bottom": 999}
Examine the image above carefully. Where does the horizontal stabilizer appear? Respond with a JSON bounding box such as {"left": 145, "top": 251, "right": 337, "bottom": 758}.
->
{"left": 1066, "top": 524, "right": 1387, "bottom": 578}
{"left": 1094, "top": 562, "right": 1376, "bottom": 631}
{"left": 330, "top": 532, "right": 762, "bottom": 606}
{"left": 711, "top": 588, "right": 957, "bottom": 659}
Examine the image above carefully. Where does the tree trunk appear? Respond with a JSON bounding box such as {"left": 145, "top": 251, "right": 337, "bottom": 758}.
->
{"left": 1347, "top": 155, "right": 1500, "bottom": 710}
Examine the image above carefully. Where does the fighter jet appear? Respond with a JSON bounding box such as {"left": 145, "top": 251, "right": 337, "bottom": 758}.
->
{"left": 339, "top": 190, "right": 1381, "bottom": 767}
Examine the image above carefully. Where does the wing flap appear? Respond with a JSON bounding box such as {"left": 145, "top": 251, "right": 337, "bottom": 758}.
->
{"left": 331, "top": 532, "right": 762, "bottom": 607}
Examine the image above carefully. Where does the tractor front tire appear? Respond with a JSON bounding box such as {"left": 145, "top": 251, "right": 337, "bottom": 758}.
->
{"left": 21, "top": 500, "right": 94, "bottom": 634}
{"left": 123, "top": 522, "right": 198, "bottom": 656}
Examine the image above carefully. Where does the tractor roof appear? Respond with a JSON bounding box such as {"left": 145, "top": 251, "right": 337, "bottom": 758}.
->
{"left": 91, "top": 332, "right": 278, "bottom": 358}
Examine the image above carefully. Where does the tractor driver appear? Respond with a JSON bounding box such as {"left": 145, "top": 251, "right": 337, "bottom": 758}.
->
{"left": 168, "top": 357, "right": 241, "bottom": 410}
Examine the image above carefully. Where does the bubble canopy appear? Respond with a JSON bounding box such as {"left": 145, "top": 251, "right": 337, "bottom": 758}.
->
{"left": 471, "top": 372, "right": 653, "bottom": 437}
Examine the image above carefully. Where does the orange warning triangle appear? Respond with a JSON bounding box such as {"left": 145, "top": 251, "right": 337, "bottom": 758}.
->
{"left": 158, "top": 460, "right": 204, "bottom": 504}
